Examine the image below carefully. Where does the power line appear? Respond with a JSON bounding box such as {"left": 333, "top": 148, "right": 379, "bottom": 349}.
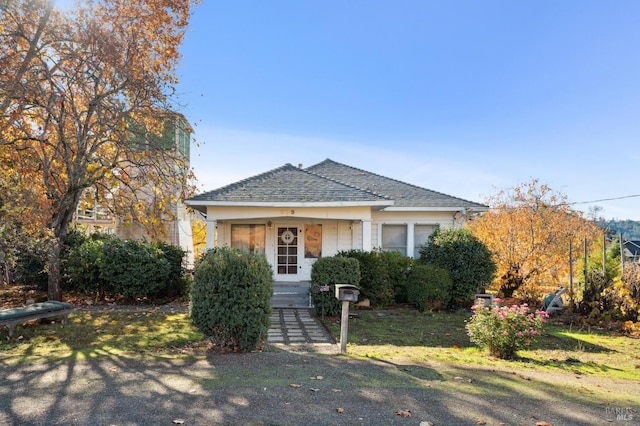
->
{"left": 567, "top": 194, "right": 640, "bottom": 206}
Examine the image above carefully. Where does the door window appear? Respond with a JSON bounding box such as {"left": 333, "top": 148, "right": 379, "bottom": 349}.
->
{"left": 277, "top": 227, "right": 298, "bottom": 274}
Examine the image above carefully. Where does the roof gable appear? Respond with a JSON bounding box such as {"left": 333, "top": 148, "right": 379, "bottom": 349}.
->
{"left": 187, "top": 163, "right": 391, "bottom": 205}
{"left": 306, "top": 159, "right": 486, "bottom": 209}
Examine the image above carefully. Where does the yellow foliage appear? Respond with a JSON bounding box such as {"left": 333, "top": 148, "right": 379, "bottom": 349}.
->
{"left": 468, "top": 179, "right": 601, "bottom": 296}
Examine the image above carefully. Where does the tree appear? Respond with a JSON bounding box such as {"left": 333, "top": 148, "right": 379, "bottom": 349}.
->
{"left": 0, "top": 0, "right": 198, "bottom": 300}
{"left": 468, "top": 179, "right": 601, "bottom": 298}
{"left": 418, "top": 228, "right": 496, "bottom": 308}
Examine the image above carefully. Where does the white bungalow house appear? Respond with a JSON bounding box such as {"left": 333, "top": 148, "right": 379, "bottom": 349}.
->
{"left": 185, "top": 159, "right": 487, "bottom": 283}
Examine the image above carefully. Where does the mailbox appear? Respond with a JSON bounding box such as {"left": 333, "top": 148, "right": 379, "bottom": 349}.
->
{"left": 335, "top": 284, "right": 360, "bottom": 302}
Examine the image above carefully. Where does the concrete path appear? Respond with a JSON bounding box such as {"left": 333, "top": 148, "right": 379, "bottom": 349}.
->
{"left": 268, "top": 308, "right": 338, "bottom": 352}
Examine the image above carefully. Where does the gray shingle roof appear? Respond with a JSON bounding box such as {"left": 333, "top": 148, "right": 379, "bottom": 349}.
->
{"left": 186, "top": 163, "right": 391, "bottom": 205}
{"left": 186, "top": 159, "right": 487, "bottom": 211}
{"left": 306, "top": 159, "right": 487, "bottom": 209}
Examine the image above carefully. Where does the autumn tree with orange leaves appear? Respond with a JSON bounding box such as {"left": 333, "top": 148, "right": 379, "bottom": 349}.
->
{"left": 468, "top": 179, "right": 601, "bottom": 299}
{"left": 0, "top": 0, "right": 199, "bottom": 300}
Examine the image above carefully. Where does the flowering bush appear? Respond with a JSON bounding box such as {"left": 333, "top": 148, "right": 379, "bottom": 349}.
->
{"left": 466, "top": 299, "right": 548, "bottom": 359}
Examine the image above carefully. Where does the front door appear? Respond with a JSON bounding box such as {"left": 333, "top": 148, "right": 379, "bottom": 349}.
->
{"left": 276, "top": 226, "right": 300, "bottom": 280}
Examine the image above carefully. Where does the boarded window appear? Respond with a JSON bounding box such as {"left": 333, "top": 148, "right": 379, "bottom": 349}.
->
{"left": 304, "top": 224, "right": 322, "bottom": 258}
{"left": 231, "top": 224, "right": 265, "bottom": 255}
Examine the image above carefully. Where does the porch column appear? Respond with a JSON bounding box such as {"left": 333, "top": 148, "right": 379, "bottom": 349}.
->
{"left": 407, "top": 223, "right": 415, "bottom": 259}
{"left": 361, "top": 219, "right": 372, "bottom": 251}
{"left": 206, "top": 218, "right": 217, "bottom": 250}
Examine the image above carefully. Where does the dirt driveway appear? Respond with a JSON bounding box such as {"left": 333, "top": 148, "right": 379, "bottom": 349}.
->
{"left": 1, "top": 348, "right": 635, "bottom": 426}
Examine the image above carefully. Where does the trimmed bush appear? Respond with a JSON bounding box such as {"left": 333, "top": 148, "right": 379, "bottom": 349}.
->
{"left": 310, "top": 256, "right": 360, "bottom": 316}
{"left": 379, "top": 250, "right": 414, "bottom": 303}
{"left": 406, "top": 264, "right": 452, "bottom": 311}
{"left": 100, "top": 238, "right": 171, "bottom": 299}
{"left": 337, "top": 250, "right": 394, "bottom": 307}
{"left": 190, "top": 247, "right": 273, "bottom": 351}
{"left": 419, "top": 228, "right": 496, "bottom": 309}
{"left": 65, "top": 233, "right": 187, "bottom": 300}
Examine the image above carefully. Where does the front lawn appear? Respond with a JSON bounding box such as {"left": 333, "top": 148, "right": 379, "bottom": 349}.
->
{"left": 324, "top": 308, "right": 640, "bottom": 381}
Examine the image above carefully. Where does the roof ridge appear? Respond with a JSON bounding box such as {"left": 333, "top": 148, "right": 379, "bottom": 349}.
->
{"left": 309, "top": 158, "right": 484, "bottom": 206}
{"left": 304, "top": 165, "right": 391, "bottom": 201}
{"left": 198, "top": 163, "right": 298, "bottom": 197}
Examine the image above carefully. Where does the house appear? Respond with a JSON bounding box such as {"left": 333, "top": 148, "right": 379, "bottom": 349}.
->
{"left": 623, "top": 240, "right": 640, "bottom": 263}
{"left": 73, "top": 111, "right": 196, "bottom": 267}
{"left": 185, "top": 159, "right": 487, "bottom": 282}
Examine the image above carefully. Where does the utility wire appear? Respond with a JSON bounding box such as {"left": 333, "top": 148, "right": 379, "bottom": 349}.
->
{"left": 567, "top": 194, "right": 640, "bottom": 206}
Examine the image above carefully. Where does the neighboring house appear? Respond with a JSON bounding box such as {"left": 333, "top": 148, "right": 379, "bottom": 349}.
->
{"left": 73, "top": 112, "right": 195, "bottom": 267}
{"left": 185, "top": 159, "right": 487, "bottom": 282}
{"left": 623, "top": 240, "right": 640, "bottom": 263}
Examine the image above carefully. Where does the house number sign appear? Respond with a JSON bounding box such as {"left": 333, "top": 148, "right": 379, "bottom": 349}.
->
{"left": 281, "top": 230, "right": 295, "bottom": 244}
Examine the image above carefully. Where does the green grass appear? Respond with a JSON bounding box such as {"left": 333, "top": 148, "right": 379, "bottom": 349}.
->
{"left": 324, "top": 308, "right": 640, "bottom": 381}
{"left": 0, "top": 311, "right": 204, "bottom": 363}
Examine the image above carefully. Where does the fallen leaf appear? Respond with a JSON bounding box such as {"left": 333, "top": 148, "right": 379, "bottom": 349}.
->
{"left": 336, "top": 407, "right": 344, "bottom": 414}
{"left": 289, "top": 383, "right": 301, "bottom": 388}
{"left": 309, "top": 388, "right": 320, "bottom": 392}
{"left": 396, "top": 409, "right": 412, "bottom": 418}
{"left": 535, "top": 422, "right": 553, "bottom": 426}
{"left": 310, "top": 375, "right": 323, "bottom": 380}
{"left": 172, "top": 420, "right": 185, "bottom": 425}
{"left": 476, "top": 419, "right": 486, "bottom": 425}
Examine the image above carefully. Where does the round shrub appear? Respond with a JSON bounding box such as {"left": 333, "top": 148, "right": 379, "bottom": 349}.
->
{"left": 419, "top": 228, "right": 496, "bottom": 309}
{"left": 310, "top": 256, "right": 360, "bottom": 316}
{"left": 190, "top": 247, "right": 273, "bottom": 351}
{"left": 406, "top": 264, "right": 452, "bottom": 311}
{"left": 338, "top": 250, "right": 394, "bottom": 307}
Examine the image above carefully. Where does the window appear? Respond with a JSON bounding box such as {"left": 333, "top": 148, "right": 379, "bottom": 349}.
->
{"left": 414, "top": 224, "right": 439, "bottom": 258}
{"left": 231, "top": 224, "right": 265, "bottom": 255}
{"left": 304, "top": 224, "right": 322, "bottom": 258}
{"left": 382, "top": 224, "right": 407, "bottom": 256}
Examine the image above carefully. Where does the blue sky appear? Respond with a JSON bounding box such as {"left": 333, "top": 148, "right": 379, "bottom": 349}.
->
{"left": 173, "top": 1, "right": 640, "bottom": 220}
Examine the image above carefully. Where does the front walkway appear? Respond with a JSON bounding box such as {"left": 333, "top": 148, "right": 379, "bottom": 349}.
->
{"left": 268, "top": 308, "right": 337, "bottom": 352}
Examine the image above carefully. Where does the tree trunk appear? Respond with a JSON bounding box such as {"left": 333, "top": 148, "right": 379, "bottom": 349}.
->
{"left": 47, "top": 200, "right": 77, "bottom": 301}
{"left": 47, "top": 238, "right": 62, "bottom": 301}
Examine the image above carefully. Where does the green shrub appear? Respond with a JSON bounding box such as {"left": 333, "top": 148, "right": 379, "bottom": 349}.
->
{"left": 190, "top": 247, "right": 273, "bottom": 351}
{"left": 154, "top": 241, "right": 189, "bottom": 297}
{"left": 100, "top": 238, "right": 171, "bottom": 299}
{"left": 406, "top": 264, "right": 452, "bottom": 311}
{"left": 379, "top": 250, "right": 414, "bottom": 303}
{"left": 310, "top": 256, "right": 360, "bottom": 316}
{"left": 65, "top": 233, "right": 187, "bottom": 300}
{"left": 419, "top": 228, "right": 496, "bottom": 309}
{"left": 337, "top": 250, "right": 394, "bottom": 307}
{"left": 65, "top": 234, "right": 112, "bottom": 295}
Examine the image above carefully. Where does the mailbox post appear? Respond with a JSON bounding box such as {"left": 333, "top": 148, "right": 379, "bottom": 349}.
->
{"left": 335, "top": 284, "right": 360, "bottom": 354}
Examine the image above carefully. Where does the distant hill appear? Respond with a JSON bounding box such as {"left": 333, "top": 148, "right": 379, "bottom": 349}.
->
{"left": 598, "top": 219, "right": 640, "bottom": 240}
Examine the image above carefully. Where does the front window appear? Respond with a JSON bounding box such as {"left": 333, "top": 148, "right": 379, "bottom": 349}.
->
{"left": 414, "top": 224, "right": 439, "bottom": 258}
{"left": 382, "top": 224, "right": 407, "bottom": 256}
{"left": 231, "top": 224, "right": 265, "bottom": 255}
